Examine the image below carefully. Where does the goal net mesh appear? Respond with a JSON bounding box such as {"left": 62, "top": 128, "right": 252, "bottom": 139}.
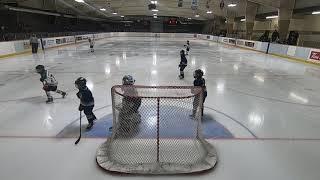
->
{"left": 96, "top": 85, "right": 217, "bottom": 174}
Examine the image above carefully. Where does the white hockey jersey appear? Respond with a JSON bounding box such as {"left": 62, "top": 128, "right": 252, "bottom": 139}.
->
{"left": 42, "top": 70, "right": 58, "bottom": 86}
{"left": 89, "top": 40, "right": 95, "bottom": 46}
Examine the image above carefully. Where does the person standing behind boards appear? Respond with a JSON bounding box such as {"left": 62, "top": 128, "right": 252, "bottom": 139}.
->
{"left": 30, "top": 34, "right": 39, "bottom": 54}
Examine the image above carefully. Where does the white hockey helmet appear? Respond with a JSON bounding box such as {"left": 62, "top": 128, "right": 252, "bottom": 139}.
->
{"left": 122, "top": 75, "right": 135, "bottom": 85}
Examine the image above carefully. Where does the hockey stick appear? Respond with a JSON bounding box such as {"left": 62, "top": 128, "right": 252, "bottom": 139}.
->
{"left": 75, "top": 111, "right": 82, "bottom": 145}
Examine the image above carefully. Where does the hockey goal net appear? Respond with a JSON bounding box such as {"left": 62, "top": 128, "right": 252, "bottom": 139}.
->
{"left": 96, "top": 85, "right": 217, "bottom": 174}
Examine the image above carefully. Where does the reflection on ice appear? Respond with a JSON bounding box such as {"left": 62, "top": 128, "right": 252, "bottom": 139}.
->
{"left": 233, "top": 64, "right": 239, "bottom": 71}
{"left": 116, "top": 56, "right": 120, "bottom": 66}
{"left": 191, "top": 57, "right": 196, "bottom": 66}
{"left": 254, "top": 75, "right": 265, "bottom": 82}
{"left": 153, "top": 52, "right": 157, "bottom": 66}
{"left": 105, "top": 64, "right": 111, "bottom": 75}
{"left": 43, "top": 114, "right": 53, "bottom": 130}
{"left": 216, "top": 81, "right": 225, "bottom": 94}
{"left": 289, "top": 92, "right": 308, "bottom": 104}
{"left": 151, "top": 70, "right": 157, "bottom": 75}
{"left": 248, "top": 112, "right": 264, "bottom": 129}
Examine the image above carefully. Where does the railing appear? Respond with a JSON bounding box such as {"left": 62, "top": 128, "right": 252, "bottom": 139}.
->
{"left": 0, "top": 31, "right": 97, "bottom": 42}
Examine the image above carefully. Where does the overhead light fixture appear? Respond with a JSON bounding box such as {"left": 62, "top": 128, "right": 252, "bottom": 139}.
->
{"left": 312, "top": 11, "right": 320, "bottom": 15}
{"left": 188, "top": 17, "right": 192, "bottom": 20}
{"left": 75, "top": 0, "right": 85, "bottom": 2}
{"left": 240, "top": 18, "right": 245, "bottom": 22}
{"left": 152, "top": 9, "right": 159, "bottom": 12}
{"left": 228, "top": 3, "right": 237, "bottom": 7}
{"left": 153, "top": 15, "right": 158, "bottom": 18}
{"left": 100, "top": 8, "right": 106, "bottom": 11}
{"left": 153, "top": 13, "right": 157, "bottom": 16}
{"left": 112, "top": 12, "right": 118, "bottom": 15}
{"left": 206, "top": 11, "right": 212, "bottom": 14}
{"left": 266, "top": 15, "right": 278, "bottom": 19}
{"left": 121, "top": 15, "right": 124, "bottom": 18}
{"left": 195, "top": 14, "right": 200, "bottom": 17}
{"left": 151, "top": 0, "right": 157, "bottom": 4}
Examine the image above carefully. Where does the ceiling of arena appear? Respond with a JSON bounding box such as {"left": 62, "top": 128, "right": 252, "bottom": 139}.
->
{"left": 2, "top": 0, "right": 320, "bottom": 20}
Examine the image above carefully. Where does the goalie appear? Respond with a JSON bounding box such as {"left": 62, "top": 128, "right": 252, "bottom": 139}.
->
{"left": 191, "top": 69, "right": 207, "bottom": 118}
{"left": 113, "top": 75, "right": 142, "bottom": 133}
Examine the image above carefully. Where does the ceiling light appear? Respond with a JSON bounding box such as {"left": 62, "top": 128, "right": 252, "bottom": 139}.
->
{"left": 266, "top": 15, "right": 278, "bottom": 19}
{"left": 240, "top": 18, "right": 245, "bottom": 22}
{"left": 75, "top": 0, "right": 84, "bottom": 2}
{"left": 121, "top": 15, "right": 124, "bottom": 17}
{"left": 228, "top": 3, "right": 237, "bottom": 7}
{"left": 100, "top": 8, "right": 106, "bottom": 11}
{"left": 195, "top": 14, "right": 200, "bottom": 17}
{"left": 312, "top": 11, "right": 320, "bottom": 15}
{"left": 153, "top": 13, "right": 157, "bottom": 16}
{"left": 151, "top": 1, "right": 157, "bottom": 4}
{"left": 112, "top": 12, "right": 117, "bottom": 15}
{"left": 152, "top": 9, "right": 158, "bottom": 12}
{"left": 188, "top": 17, "right": 192, "bottom": 20}
{"left": 153, "top": 15, "right": 158, "bottom": 18}
{"left": 206, "top": 11, "right": 212, "bottom": 14}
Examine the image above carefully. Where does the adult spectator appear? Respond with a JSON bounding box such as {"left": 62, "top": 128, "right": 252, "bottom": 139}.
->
{"left": 271, "top": 30, "right": 280, "bottom": 42}
{"left": 259, "top": 30, "right": 270, "bottom": 42}
{"left": 287, "top": 31, "right": 299, "bottom": 46}
{"left": 29, "top": 34, "right": 39, "bottom": 53}
{"left": 0, "top": 26, "right": 5, "bottom": 41}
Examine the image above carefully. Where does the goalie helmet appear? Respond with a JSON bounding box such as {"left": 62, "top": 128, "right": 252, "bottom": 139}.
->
{"left": 194, "top": 69, "right": 204, "bottom": 78}
{"left": 180, "top": 49, "right": 185, "bottom": 55}
{"left": 75, "top": 77, "right": 87, "bottom": 89}
{"left": 122, "top": 75, "right": 135, "bottom": 85}
{"left": 35, "top": 65, "right": 45, "bottom": 73}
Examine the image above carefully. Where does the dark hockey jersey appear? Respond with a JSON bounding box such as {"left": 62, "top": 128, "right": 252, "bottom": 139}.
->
{"left": 194, "top": 78, "right": 207, "bottom": 93}
{"left": 180, "top": 54, "right": 187, "bottom": 65}
{"left": 77, "top": 87, "right": 94, "bottom": 106}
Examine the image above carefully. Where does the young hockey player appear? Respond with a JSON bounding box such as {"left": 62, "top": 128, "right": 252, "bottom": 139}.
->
{"left": 35, "top": 65, "right": 67, "bottom": 103}
{"left": 88, "top": 38, "right": 94, "bottom": 53}
{"left": 178, "top": 50, "right": 188, "bottom": 79}
{"left": 111, "top": 75, "right": 141, "bottom": 133}
{"left": 122, "top": 75, "right": 142, "bottom": 113}
{"left": 191, "top": 69, "right": 207, "bottom": 117}
{"left": 75, "top": 77, "right": 97, "bottom": 130}
{"left": 184, "top": 40, "right": 190, "bottom": 55}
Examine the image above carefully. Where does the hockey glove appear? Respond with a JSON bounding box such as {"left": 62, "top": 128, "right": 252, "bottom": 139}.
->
{"left": 78, "top": 105, "right": 84, "bottom": 111}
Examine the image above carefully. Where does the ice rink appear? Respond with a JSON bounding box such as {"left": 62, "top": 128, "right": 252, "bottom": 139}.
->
{"left": 1, "top": 36, "right": 320, "bottom": 179}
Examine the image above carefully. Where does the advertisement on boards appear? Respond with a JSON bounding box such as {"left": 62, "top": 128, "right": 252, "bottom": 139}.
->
{"left": 229, "top": 39, "right": 236, "bottom": 45}
{"left": 237, "top": 40, "right": 244, "bottom": 46}
{"left": 309, "top": 49, "right": 320, "bottom": 63}
{"left": 245, "top": 41, "right": 255, "bottom": 48}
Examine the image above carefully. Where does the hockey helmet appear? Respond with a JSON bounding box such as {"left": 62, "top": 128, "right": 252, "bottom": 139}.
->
{"left": 75, "top": 77, "right": 87, "bottom": 89}
{"left": 35, "top": 65, "right": 45, "bottom": 73}
{"left": 122, "top": 75, "right": 135, "bottom": 85}
{"left": 180, "top": 49, "right": 185, "bottom": 55}
{"left": 194, "top": 69, "right": 204, "bottom": 78}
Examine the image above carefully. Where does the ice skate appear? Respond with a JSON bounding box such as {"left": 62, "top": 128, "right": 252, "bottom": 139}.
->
{"left": 86, "top": 122, "right": 94, "bottom": 130}
{"left": 46, "top": 97, "right": 53, "bottom": 104}
{"left": 189, "top": 111, "right": 197, "bottom": 119}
